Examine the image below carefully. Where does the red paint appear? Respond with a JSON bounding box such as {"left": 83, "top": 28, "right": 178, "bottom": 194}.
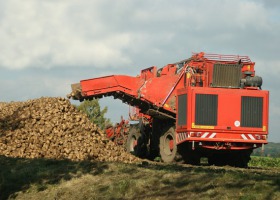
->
{"left": 70, "top": 52, "right": 269, "bottom": 152}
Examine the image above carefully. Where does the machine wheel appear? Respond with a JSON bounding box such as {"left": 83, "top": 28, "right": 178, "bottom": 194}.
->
{"left": 227, "top": 150, "right": 252, "bottom": 168}
{"left": 178, "top": 142, "right": 201, "bottom": 165}
{"left": 208, "top": 153, "right": 227, "bottom": 166}
{"left": 208, "top": 150, "right": 252, "bottom": 168}
{"left": 159, "top": 127, "right": 177, "bottom": 163}
{"left": 126, "top": 128, "right": 141, "bottom": 154}
{"left": 126, "top": 127, "right": 148, "bottom": 158}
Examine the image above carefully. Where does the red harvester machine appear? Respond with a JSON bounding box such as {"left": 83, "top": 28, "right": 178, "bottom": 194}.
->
{"left": 68, "top": 52, "right": 269, "bottom": 167}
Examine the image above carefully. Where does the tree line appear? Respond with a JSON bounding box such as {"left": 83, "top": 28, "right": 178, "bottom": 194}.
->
{"left": 252, "top": 142, "right": 280, "bottom": 158}
{"left": 76, "top": 99, "right": 111, "bottom": 130}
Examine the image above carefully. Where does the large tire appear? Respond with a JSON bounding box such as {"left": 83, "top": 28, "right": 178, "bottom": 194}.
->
{"left": 227, "top": 150, "right": 252, "bottom": 168}
{"left": 208, "top": 150, "right": 252, "bottom": 168}
{"left": 126, "top": 128, "right": 141, "bottom": 154}
{"left": 178, "top": 142, "right": 201, "bottom": 165}
{"left": 208, "top": 153, "right": 227, "bottom": 166}
{"left": 126, "top": 127, "right": 148, "bottom": 158}
{"left": 159, "top": 127, "right": 177, "bottom": 163}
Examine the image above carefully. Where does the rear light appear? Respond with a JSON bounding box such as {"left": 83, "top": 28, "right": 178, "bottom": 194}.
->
{"left": 190, "top": 132, "right": 201, "bottom": 137}
{"left": 255, "top": 135, "right": 267, "bottom": 140}
{"left": 255, "top": 135, "right": 261, "bottom": 140}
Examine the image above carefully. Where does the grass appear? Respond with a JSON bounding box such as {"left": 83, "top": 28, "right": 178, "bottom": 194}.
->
{"left": 249, "top": 156, "right": 280, "bottom": 168}
{"left": 0, "top": 156, "right": 280, "bottom": 200}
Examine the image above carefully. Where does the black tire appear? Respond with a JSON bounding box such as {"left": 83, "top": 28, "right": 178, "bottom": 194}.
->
{"left": 208, "top": 150, "right": 252, "bottom": 168}
{"left": 227, "top": 150, "right": 252, "bottom": 168}
{"left": 126, "top": 128, "right": 141, "bottom": 154}
{"left": 126, "top": 127, "right": 148, "bottom": 158}
{"left": 178, "top": 142, "right": 201, "bottom": 165}
{"left": 208, "top": 153, "right": 227, "bottom": 166}
{"left": 159, "top": 127, "right": 177, "bottom": 163}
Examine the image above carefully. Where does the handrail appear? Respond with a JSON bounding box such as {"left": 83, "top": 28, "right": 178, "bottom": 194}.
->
{"left": 192, "top": 52, "right": 252, "bottom": 63}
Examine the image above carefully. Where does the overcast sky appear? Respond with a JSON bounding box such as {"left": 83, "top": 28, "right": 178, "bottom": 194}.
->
{"left": 0, "top": 0, "right": 279, "bottom": 142}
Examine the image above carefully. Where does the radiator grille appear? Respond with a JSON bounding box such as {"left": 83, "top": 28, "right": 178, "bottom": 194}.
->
{"left": 178, "top": 94, "right": 187, "bottom": 126}
{"left": 241, "top": 96, "right": 263, "bottom": 128}
{"left": 195, "top": 94, "right": 218, "bottom": 126}
{"left": 212, "top": 64, "right": 241, "bottom": 88}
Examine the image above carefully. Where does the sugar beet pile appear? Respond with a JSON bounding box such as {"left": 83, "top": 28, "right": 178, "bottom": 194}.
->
{"left": 0, "top": 97, "right": 139, "bottom": 162}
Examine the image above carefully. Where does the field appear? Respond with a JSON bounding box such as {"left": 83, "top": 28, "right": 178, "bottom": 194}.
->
{"left": 1, "top": 98, "right": 279, "bottom": 199}
{"left": 1, "top": 156, "right": 280, "bottom": 200}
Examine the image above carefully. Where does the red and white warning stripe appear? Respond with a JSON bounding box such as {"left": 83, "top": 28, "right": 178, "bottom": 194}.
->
{"left": 201, "top": 132, "right": 216, "bottom": 138}
{"left": 177, "top": 132, "right": 217, "bottom": 143}
{"left": 241, "top": 134, "right": 256, "bottom": 140}
{"left": 177, "top": 132, "right": 188, "bottom": 143}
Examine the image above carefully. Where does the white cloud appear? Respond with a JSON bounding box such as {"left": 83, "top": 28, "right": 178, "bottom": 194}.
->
{"left": 1, "top": 0, "right": 279, "bottom": 70}
{"left": 0, "top": 1, "right": 132, "bottom": 69}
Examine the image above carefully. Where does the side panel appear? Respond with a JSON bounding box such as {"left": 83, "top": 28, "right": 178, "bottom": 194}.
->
{"left": 191, "top": 87, "right": 268, "bottom": 132}
{"left": 178, "top": 94, "right": 187, "bottom": 126}
{"left": 80, "top": 75, "right": 142, "bottom": 97}
{"left": 176, "top": 87, "right": 269, "bottom": 147}
{"left": 217, "top": 91, "right": 241, "bottom": 131}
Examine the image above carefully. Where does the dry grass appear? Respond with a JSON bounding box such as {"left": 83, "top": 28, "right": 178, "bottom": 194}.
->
{"left": 1, "top": 156, "right": 280, "bottom": 200}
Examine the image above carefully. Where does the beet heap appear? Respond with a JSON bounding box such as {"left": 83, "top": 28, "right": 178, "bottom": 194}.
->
{"left": 0, "top": 97, "right": 138, "bottom": 163}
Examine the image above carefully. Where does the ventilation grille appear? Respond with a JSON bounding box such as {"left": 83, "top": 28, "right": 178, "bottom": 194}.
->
{"left": 212, "top": 64, "right": 241, "bottom": 88}
{"left": 195, "top": 94, "right": 218, "bottom": 126}
{"left": 178, "top": 94, "right": 187, "bottom": 126}
{"left": 241, "top": 96, "right": 263, "bottom": 128}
